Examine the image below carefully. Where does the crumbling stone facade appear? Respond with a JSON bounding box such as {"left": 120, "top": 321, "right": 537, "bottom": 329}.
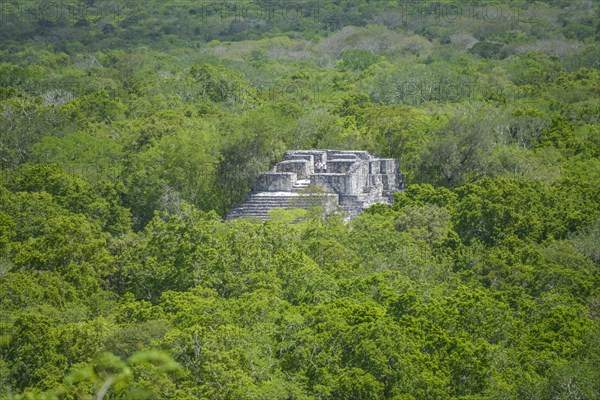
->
{"left": 227, "top": 150, "right": 404, "bottom": 220}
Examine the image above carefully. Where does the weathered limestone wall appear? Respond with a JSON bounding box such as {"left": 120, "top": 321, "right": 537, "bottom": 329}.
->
{"left": 254, "top": 172, "right": 296, "bottom": 192}
{"left": 369, "top": 160, "right": 381, "bottom": 174}
{"left": 328, "top": 150, "right": 370, "bottom": 160}
{"left": 309, "top": 161, "right": 370, "bottom": 196}
{"left": 284, "top": 150, "right": 327, "bottom": 164}
{"left": 327, "top": 160, "right": 355, "bottom": 173}
{"left": 352, "top": 161, "right": 370, "bottom": 193}
{"left": 284, "top": 154, "right": 315, "bottom": 169}
{"left": 275, "top": 160, "right": 311, "bottom": 179}
{"left": 379, "top": 159, "right": 401, "bottom": 194}
{"left": 311, "top": 174, "right": 348, "bottom": 194}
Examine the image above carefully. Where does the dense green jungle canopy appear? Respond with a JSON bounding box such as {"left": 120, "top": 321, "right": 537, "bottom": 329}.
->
{"left": 0, "top": 1, "right": 599, "bottom": 399}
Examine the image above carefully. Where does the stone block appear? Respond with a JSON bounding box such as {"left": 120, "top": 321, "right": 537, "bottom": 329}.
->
{"left": 254, "top": 172, "right": 295, "bottom": 192}
{"left": 328, "top": 150, "right": 370, "bottom": 160}
{"left": 327, "top": 160, "right": 355, "bottom": 173}
{"left": 276, "top": 160, "right": 311, "bottom": 179}
{"left": 284, "top": 154, "right": 315, "bottom": 165}
{"left": 369, "top": 160, "right": 381, "bottom": 174}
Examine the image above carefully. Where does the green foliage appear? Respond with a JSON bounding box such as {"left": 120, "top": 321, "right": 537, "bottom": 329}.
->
{"left": 2, "top": 164, "right": 131, "bottom": 235}
{"left": 337, "top": 49, "right": 383, "bottom": 72}
{"left": 453, "top": 177, "right": 593, "bottom": 246}
{"left": 506, "top": 52, "right": 564, "bottom": 86}
{"left": 190, "top": 63, "right": 248, "bottom": 104}
{"left": 1, "top": 2, "right": 598, "bottom": 399}
{"left": 61, "top": 90, "right": 127, "bottom": 124}
{"left": 468, "top": 41, "right": 504, "bottom": 59}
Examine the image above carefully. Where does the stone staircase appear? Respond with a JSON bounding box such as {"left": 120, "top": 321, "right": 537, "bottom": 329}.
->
{"left": 292, "top": 179, "right": 310, "bottom": 192}
{"left": 227, "top": 192, "right": 338, "bottom": 220}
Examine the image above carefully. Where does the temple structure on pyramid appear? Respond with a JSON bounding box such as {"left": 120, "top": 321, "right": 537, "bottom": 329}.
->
{"left": 227, "top": 150, "right": 404, "bottom": 220}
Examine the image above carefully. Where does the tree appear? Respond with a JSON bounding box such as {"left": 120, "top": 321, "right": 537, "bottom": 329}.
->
{"left": 468, "top": 41, "right": 504, "bottom": 59}
{"left": 416, "top": 111, "right": 495, "bottom": 186}
{"left": 190, "top": 64, "right": 249, "bottom": 104}
{"left": 358, "top": 105, "right": 431, "bottom": 176}
{"left": 3, "top": 163, "right": 131, "bottom": 235}
{"left": 5, "top": 313, "right": 64, "bottom": 391}
{"left": 13, "top": 351, "right": 184, "bottom": 400}
{"left": 337, "top": 49, "right": 383, "bottom": 72}
{"left": 61, "top": 90, "right": 127, "bottom": 124}
{"left": 453, "top": 177, "right": 592, "bottom": 246}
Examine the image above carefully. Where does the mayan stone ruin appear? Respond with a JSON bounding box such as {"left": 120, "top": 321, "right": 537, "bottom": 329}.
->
{"left": 227, "top": 150, "right": 404, "bottom": 220}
